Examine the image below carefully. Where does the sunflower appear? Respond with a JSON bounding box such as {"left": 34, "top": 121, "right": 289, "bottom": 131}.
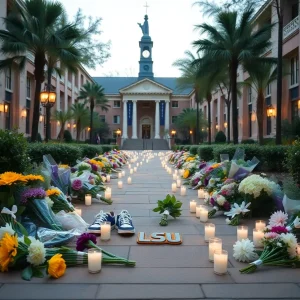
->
{"left": 89, "top": 159, "right": 104, "bottom": 168}
{"left": 183, "top": 169, "right": 190, "bottom": 179}
{"left": 186, "top": 157, "right": 195, "bottom": 162}
{"left": 58, "top": 164, "right": 69, "bottom": 169}
{"left": 0, "top": 172, "right": 26, "bottom": 186}
{"left": 23, "top": 174, "right": 44, "bottom": 183}
{"left": 0, "top": 233, "right": 18, "bottom": 272}
{"left": 46, "top": 188, "right": 61, "bottom": 197}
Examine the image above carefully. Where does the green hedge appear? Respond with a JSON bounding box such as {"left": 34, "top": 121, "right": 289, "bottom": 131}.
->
{"left": 27, "top": 143, "right": 119, "bottom": 165}
{"left": 197, "top": 146, "right": 214, "bottom": 161}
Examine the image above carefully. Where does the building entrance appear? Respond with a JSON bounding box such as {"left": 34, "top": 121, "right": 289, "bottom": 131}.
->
{"left": 142, "top": 124, "right": 151, "bottom": 139}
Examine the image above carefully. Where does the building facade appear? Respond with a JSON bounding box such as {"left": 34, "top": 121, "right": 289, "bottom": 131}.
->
{"left": 200, "top": 0, "right": 300, "bottom": 142}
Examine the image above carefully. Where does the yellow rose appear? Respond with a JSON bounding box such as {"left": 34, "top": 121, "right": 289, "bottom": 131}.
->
{"left": 183, "top": 170, "right": 190, "bottom": 179}
{"left": 0, "top": 233, "right": 18, "bottom": 272}
{"left": 48, "top": 254, "right": 66, "bottom": 279}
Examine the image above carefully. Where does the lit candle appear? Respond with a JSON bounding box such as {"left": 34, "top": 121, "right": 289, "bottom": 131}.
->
{"left": 140, "top": 162, "right": 143, "bottom": 166}
{"left": 130, "top": 168, "right": 133, "bottom": 174}
{"left": 214, "top": 249, "right": 228, "bottom": 275}
{"left": 100, "top": 221, "right": 111, "bottom": 241}
{"left": 198, "top": 189, "right": 204, "bottom": 199}
{"left": 204, "top": 191, "right": 209, "bottom": 201}
{"left": 253, "top": 229, "right": 264, "bottom": 247}
{"left": 172, "top": 174, "right": 177, "bottom": 180}
{"left": 118, "top": 181, "right": 123, "bottom": 189}
{"left": 118, "top": 172, "right": 122, "bottom": 179}
{"left": 88, "top": 249, "right": 102, "bottom": 273}
{"left": 128, "top": 164, "right": 131, "bottom": 169}
{"left": 104, "top": 187, "right": 111, "bottom": 200}
{"left": 255, "top": 220, "right": 266, "bottom": 231}
{"left": 176, "top": 179, "right": 181, "bottom": 188}
{"left": 297, "top": 243, "right": 300, "bottom": 257}
{"left": 106, "top": 174, "right": 110, "bottom": 183}
{"left": 172, "top": 182, "right": 177, "bottom": 193}
{"left": 179, "top": 169, "right": 184, "bottom": 176}
{"left": 134, "top": 167, "right": 137, "bottom": 172}
{"left": 200, "top": 207, "right": 208, "bottom": 223}
{"left": 180, "top": 186, "right": 186, "bottom": 196}
{"left": 85, "top": 194, "right": 92, "bottom": 206}
{"left": 237, "top": 226, "right": 248, "bottom": 241}
{"left": 209, "top": 237, "right": 222, "bottom": 261}
{"left": 196, "top": 205, "right": 203, "bottom": 218}
{"left": 174, "top": 170, "right": 178, "bottom": 175}
{"left": 122, "top": 170, "right": 125, "bottom": 177}
{"left": 127, "top": 177, "right": 132, "bottom": 184}
{"left": 205, "top": 223, "right": 215, "bottom": 242}
{"left": 75, "top": 208, "right": 82, "bottom": 216}
{"left": 137, "top": 163, "right": 139, "bottom": 167}
{"left": 190, "top": 200, "right": 197, "bottom": 212}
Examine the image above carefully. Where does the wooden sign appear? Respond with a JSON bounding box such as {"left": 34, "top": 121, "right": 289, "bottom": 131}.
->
{"left": 137, "top": 232, "right": 182, "bottom": 245}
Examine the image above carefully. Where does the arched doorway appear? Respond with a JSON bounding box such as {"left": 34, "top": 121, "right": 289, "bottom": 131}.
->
{"left": 140, "top": 116, "right": 153, "bottom": 139}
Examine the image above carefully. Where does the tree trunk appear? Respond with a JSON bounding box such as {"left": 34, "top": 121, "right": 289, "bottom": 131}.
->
{"left": 207, "top": 94, "right": 212, "bottom": 145}
{"left": 45, "top": 70, "right": 52, "bottom": 143}
{"left": 31, "top": 53, "right": 45, "bottom": 142}
{"left": 276, "top": 11, "right": 283, "bottom": 145}
{"left": 196, "top": 89, "right": 199, "bottom": 145}
{"left": 76, "top": 121, "right": 81, "bottom": 141}
{"left": 59, "top": 124, "right": 64, "bottom": 142}
{"left": 256, "top": 90, "right": 265, "bottom": 146}
{"left": 90, "top": 99, "right": 94, "bottom": 144}
{"left": 226, "top": 100, "right": 231, "bottom": 143}
{"left": 230, "top": 61, "right": 239, "bottom": 144}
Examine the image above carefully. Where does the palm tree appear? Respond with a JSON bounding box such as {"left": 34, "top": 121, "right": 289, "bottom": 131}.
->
{"left": 193, "top": 5, "right": 273, "bottom": 144}
{"left": 51, "top": 110, "right": 73, "bottom": 142}
{"left": 242, "top": 62, "right": 277, "bottom": 145}
{"left": 77, "top": 82, "right": 110, "bottom": 144}
{"left": 71, "top": 102, "right": 89, "bottom": 142}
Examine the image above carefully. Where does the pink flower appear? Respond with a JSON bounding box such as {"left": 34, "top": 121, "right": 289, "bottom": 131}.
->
{"left": 269, "top": 211, "right": 288, "bottom": 227}
{"left": 264, "top": 232, "right": 279, "bottom": 239}
{"left": 72, "top": 179, "right": 83, "bottom": 191}
{"left": 270, "top": 226, "right": 288, "bottom": 234}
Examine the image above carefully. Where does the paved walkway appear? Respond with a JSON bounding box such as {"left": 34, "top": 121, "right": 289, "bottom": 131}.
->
{"left": 0, "top": 151, "right": 300, "bottom": 300}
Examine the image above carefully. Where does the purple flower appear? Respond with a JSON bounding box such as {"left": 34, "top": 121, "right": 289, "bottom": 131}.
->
{"left": 210, "top": 197, "right": 215, "bottom": 206}
{"left": 204, "top": 176, "right": 210, "bottom": 186}
{"left": 91, "top": 164, "right": 98, "bottom": 172}
{"left": 193, "top": 178, "right": 200, "bottom": 185}
{"left": 76, "top": 233, "right": 97, "bottom": 251}
{"left": 71, "top": 167, "right": 77, "bottom": 173}
{"left": 72, "top": 179, "right": 83, "bottom": 191}
{"left": 199, "top": 162, "right": 207, "bottom": 170}
{"left": 21, "top": 188, "right": 46, "bottom": 204}
{"left": 271, "top": 226, "right": 288, "bottom": 234}
{"left": 113, "top": 163, "right": 118, "bottom": 169}
{"left": 223, "top": 201, "right": 231, "bottom": 211}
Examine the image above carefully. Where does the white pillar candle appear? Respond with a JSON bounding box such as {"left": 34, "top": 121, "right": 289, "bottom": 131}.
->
{"left": 180, "top": 186, "right": 186, "bottom": 196}
{"left": 137, "top": 163, "right": 139, "bottom": 167}
{"left": 297, "top": 243, "right": 300, "bottom": 257}
{"left": 253, "top": 229, "right": 264, "bottom": 247}
{"left": 104, "top": 187, "right": 111, "bottom": 200}
{"left": 205, "top": 223, "right": 215, "bottom": 242}
{"left": 172, "top": 174, "right": 177, "bottom": 180}
{"left": 190, "top": 200, "right": 197, "bottom": 212}
{"left": 198, "top": 189, "right": 204, "bottom": 199}
{"left": 75, "top": 208, "right": 82, "bottom": 216}
{"left": 85, "top": 194, "right": 92, "bottom": 206}
{"left": 176, "top": 179, "right": 181, "bottom": 188}
{"left": 134, "top": 167, "right": 137, "bottom": 172}
{"left": 196, "top": 205, "right": 203, "bottom": 218}
{"left": 237, "top": 226, "right": 248, "bottom": 241}
{"left": 106, "top": 174, "right": 110, "bottom": 183}
{"left": 209, "top": 238, "right": 222, "bottom": 261}
{"left": 204, "top": 191, "right": 209, "bottom": 201}
{"left": 128, "top": 164, "right": 131, "bottom": 169}
{"left": 140, "top": 162, "right": 143, "bottom": 166}
{"left": 255, "top": 220, "right": 266, "bottom": 231}
{"left": 130, "top": 168, "right": 133, "bottom": 174}
{"left": 214, "top": 250, "right": 228, "bottom": 275}
{"left": 100, "top": 222, "right": 111, "bottom": 241}
{"left": 118, "top": 172, "right": 122, "bottom": 179}
{"left": 118, "top": 181, "right": 123, "bottom": 189}
{"left": 179, "top": 169, "right": 184, "bottom": 176}
{"left": 174, "top": 170, "right": 178, "bottom": 175}
{"left": 200, "top": 207, "right": 208, "bottom": 223}
{"left": 127, "top": 177, "right": 132, "bottom": 184}
{"left": 172, "top": 182, "right": 177, "bottom": 193}
{"left": 88, "top": 249, "right": 102, "bottom": 273}
{"left": 121, "top": 170, "right": 125, "bottom": 177}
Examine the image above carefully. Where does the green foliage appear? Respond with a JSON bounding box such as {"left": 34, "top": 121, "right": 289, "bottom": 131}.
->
{"left": 63, "top": 130, "right": 73, "bottom": 143}
{"left": 285, "top": 139, "right": 300, "bottom": 185}
{"left": 282, "top": 118, "right": 300, "bottom": 140}
{"left": 197, "top": 146, "right": 214, "bottom": 161}
{"left": 283, "top": 177, "right": 300, "bottom": 200}
{"left": 0, "top": 129, "right": 30, "bottom": 174}
{"left": 80, "top": 145, "right": 102, "bottom": 158}
{"left": 190, "top": 145, "right": 199, "bottom": 155}
{"left": 215, "top": 131, "right": 226, "bottom": 143}
{"left": 241, "top": 139, "right": 256, "bottom": 144}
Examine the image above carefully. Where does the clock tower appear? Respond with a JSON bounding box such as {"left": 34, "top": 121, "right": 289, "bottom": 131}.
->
{"left": 138, "top": 15, "right": 154, "bottom": 79}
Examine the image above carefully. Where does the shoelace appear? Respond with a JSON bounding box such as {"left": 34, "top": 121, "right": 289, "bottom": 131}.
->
{"left": 93, "top": 210, "right": 108, "bottom": 224}
{"left": 119, "top": 211, "right": 132, "bottom": 226}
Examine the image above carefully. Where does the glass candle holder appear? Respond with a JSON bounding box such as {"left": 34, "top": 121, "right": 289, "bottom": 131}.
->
{"left": 134, "top": 167, "right": 137, "bottom": 172}
{"left": 196, "top": 205, "right": 203, "bottom": 218}
{"left": 255, "top": 220, "right": 266, "bottom": 231}
{"left": 180, "top": 186, "right": 186, "bottom": 196}
{"left": 127, "top": 177, "right": 132, "bottom": 184}
{"left": 88, "top": 249, "right": 102, "bottom": 273}
{"left": 121, "top": 170, "right": 125, "bottom": 177}
{"left": 106, "top": 174, "right": 110, "bottom": 183}
{"left": 200, "top": 207, "right": 208, "bottom": 223}
{"left": 130, "top": 169, "right": 133, "bottom": 174}
{"left": 189, "top": 200, "right": 197, "bottom": 212}
{"left": 118, "top": 172, "right": 122, "bottom": 179}
{"left": 253, "top": 229, "right": 264, "bottom": 247}
{"left": 100, "top": 221, "right": 111, "bottom": 241}
{"left": 198, "top": 189, "right": 204, "bottom": 199}
{"left": 214, "top": 249, "right": 228, "bottom": 275}
{"left": 205, "top": 223, "right": 215, "bottom": 242}
{"left": 104, "top": 187, "right": 111, "bottom": 200}
{"left": 237, "top": 226, "right": 248, "bottom": 241}
{"left": 209, "top": 237, "right": 222, "bottom": 262}
{"left": 85, "top": 194, "right": 92, "bottom": 206}
{"left": 172, "top": 182, "right": 177, "bottom": 193}
{"left": 172, "top": 173, "right": 177, "bottom": 180}
{"left": 118, "top": 181, "right": 123, "bottom": 189}
{"left": 176, "top": 179, "right": 181, "bottom": 188}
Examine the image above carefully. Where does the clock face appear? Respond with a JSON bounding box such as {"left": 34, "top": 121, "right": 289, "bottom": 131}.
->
{"left": 142, "top": 50, "right": 150, "bottom": 58}
{"left": 143, "top": 65, "right": 149, "bottom": 71}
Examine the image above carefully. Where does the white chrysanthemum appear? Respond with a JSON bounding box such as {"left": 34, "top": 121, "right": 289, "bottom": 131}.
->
{"left": 293, "top": 216, "right": 300, "bottom": 228}
{"left": 233, "top": 239, "right": 257, "bottom": 262}
{"left": 269, "top": 210, "right": 288, "bottom": 227}
{"left": 280, "top": 233, "right": 298, "bottom": 258}
{"left": 26, "top": 238, "right": 46, "bottom": 266}
{"left": 217, "top": 195, "right": 226, "bottom": 206}
{"left": 0, "top": 223, "right": 14, "bottom": 240}
{"left": 45, "top": 196, "right": 54, "bottom": 208}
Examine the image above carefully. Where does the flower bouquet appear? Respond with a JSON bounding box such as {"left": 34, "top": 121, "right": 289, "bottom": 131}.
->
{"left": 46, "top": 187, "right": 74, "bottom": 213}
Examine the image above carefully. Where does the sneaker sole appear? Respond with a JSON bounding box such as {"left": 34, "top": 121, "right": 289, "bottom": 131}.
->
{"left": 116, "top": 227, "right": 135, "bottom": 234}
{"left": 88, "top": 224, "right": 115, "bottom": 235}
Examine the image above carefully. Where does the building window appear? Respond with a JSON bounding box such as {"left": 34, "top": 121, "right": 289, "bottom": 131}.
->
{"left": 248, "top": 104, "right": 252, "bottom": 137}
{"left": 266, "top": 96, "right": 272, "bottom": 135}
{"left": 99, "top": 115, "right": 105, "bottom": 123}
{"left": 113, "top": 115, "right": 120, "bottom": 124}
{"left": 26, "top": 77, "right": 31, "bottom": 98}
{"left": 5, "top": 68, "right": 12, "bottom": 90}
{"left": 26, "top": 100, "right": 30, "bottom": 134}
{"left": 292, "top": 100, "right": 300, "bottom": 120}
{"left": 291, "top": 55, "right": 299, "bottom": 86}
{"left": 292, "top": 3, "right": 299, "bottom": 20}
{"left": 248, "top": 87, "right": 252, "bottom": 104}
{"left": 114, "top": 101, "right": 121, "bottom": 108}
{"left": 265, "top": 83, "right": 271, "bottom": 97}
{"left": 4, "top": 102, "right": 10, "bottom": 130}
{"left": 172, "top": 116, "right": 177, "bottom": 123}
{"left": 172, "top": 101, "right": 179, "bottom": 108}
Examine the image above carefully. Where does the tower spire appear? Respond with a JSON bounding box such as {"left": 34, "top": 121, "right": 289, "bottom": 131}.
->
{"left": 144, "top": 2, "right": 149, "bottom": 15}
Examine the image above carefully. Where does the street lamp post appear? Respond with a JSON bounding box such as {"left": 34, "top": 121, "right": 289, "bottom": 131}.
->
{"left": 40, "top": 84, "right": 56, "bottom": 142}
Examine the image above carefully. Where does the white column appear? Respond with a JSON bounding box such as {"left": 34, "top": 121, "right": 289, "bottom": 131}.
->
{"left": 165, "top": 100, "right": 170, "bottom": 132}
{"left": 64, "top": 69, "right": 68, "bottom": 111}
{"left": 122, "top": 100, "right": 128, "bottom": 139}
{"left": 155, "top": 100, "right": 160, "bottom": 139}
{"left": 132, "top": 100, "right": 137, "bottom": 139}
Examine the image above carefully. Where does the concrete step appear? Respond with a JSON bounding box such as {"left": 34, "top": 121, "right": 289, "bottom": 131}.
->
{"left": 122, "top": 139, "right": 169, "bottom": 150}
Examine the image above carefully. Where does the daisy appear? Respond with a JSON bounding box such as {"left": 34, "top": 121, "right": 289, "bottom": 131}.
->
{"left": 269, "top": 211, "right": 288, "bottom": 227}
{"left": 224, "top": 202, "right": 251, "bottom": 218}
